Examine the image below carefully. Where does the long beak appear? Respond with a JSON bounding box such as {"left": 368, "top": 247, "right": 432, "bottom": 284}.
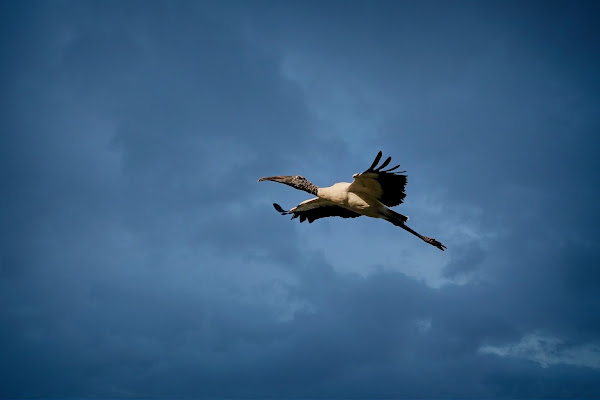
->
{"left": 258, "top": 176, "right": 293, "bottom": 183}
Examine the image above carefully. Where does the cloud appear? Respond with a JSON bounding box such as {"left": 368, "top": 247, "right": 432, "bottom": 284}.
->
{"left": 1, "top": 1, "right": 600, "bottom": 398}
{"left": 480, "top": 332, "right": 600, "bottom": 369}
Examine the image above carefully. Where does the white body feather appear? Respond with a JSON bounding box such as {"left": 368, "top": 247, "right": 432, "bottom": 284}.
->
{"left": 317, "top": 182, "right": 388, "bottom": 218}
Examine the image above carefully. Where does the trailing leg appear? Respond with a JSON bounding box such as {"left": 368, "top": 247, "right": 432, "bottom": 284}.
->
{"left": 384, "top": 209, "right": 446, "bottom": 251}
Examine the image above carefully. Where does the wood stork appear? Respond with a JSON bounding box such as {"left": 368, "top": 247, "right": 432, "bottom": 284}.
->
{"left": 258, "top": 151, "right": 446, "bottom": 251}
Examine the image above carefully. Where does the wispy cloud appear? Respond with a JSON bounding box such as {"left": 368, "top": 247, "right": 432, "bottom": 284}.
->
{"left": 481, "top": 332, "right": 600, "bottom": 369}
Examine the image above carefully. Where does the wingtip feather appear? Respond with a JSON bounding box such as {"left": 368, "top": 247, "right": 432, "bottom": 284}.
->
{"left": 376, "top": 156, "right": 392, "bottom": 171}
{"left": 273, "top": 203, "right": 287, "bottom": 214}
{"left": 368, "top": 151, "right": 383, "bottom": 171}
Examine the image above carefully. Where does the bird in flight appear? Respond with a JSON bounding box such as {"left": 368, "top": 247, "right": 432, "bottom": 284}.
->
{"left": 258, "top": 151, "right": 446, "bottom": 251}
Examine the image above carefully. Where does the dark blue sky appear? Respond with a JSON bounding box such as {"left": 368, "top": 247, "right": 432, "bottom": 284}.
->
{"left": 2, "top": 1, "right": 600, "bottom": 398}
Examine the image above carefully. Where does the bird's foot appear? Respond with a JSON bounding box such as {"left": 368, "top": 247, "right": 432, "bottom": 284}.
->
{"left": 424, "top": 237, "right": 447, "bottom": 251}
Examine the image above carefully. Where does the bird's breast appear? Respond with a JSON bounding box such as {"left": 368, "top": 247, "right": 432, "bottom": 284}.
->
{"left": 318, "top": 183, "right": 382, "bottom": 217}
{"left": 317, "top": 182, "right": 351, "bottom": 204}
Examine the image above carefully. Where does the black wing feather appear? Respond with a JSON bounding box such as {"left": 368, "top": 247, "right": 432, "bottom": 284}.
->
{"left": 273, "top": 203, "right": 361, "bottom": 223}
{"left": 383, "top": 164, "right": 401, "bottom": 172}
{"left": 273, "top": 203, "right": 287, "bottom": 214}
{"left": 361, "top": 152, "right": 408, "bottom": 207}
{"left": 376, "top": 156, "right": 392, "bottom": 171}
{"left": 368, "top": 151, "right": 383, "bottom": 171}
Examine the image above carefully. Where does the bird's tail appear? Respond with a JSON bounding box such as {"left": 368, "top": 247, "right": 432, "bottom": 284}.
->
{"left": 384, "top": 209, "right": 409, "bottom": 226}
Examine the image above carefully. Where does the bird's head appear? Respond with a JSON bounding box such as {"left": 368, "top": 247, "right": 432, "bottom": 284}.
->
{"left": 258, "top": 175, "right": 317, "bottom": 194}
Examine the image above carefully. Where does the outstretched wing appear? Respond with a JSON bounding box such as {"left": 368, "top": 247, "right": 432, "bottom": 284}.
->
{"left": 350, "top": 151, "right": 408, "bottom": 207}
{"left": 273, "top": 198, "right": 361, "bottom": 223}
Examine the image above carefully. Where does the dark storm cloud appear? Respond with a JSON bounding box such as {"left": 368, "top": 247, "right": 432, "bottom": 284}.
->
{"left": 0, "top": 1, "right": 315, "bottom": 397}
{"left": 2, "top": 1, "right": 600, "bottom": 399}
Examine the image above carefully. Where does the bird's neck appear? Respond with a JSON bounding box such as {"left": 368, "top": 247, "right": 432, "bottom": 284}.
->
{"left": 294, "top": 180, "right": 319, "bottom": 196}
